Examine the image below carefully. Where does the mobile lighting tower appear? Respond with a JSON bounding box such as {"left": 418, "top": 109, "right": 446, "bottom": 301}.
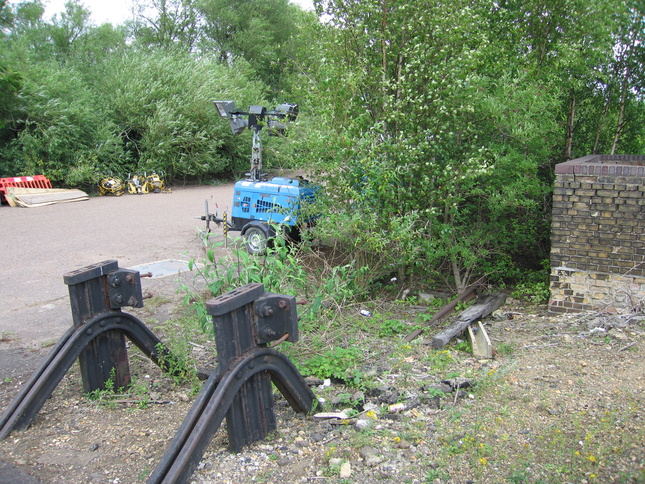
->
{"left": 202, "top": 101, "right": 317, "bottom": 255}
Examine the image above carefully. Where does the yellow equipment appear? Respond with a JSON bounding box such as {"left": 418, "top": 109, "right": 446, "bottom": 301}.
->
{"left": 146, "top": 171, "right": 167, "bottom": 193}
{"left": 127, "top": 173, "right": 148, "bottom": 194}
{"left": 98, "top": 176, "right": 124, "bottom": 196}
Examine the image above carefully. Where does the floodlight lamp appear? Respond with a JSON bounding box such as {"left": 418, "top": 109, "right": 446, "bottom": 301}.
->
{"left": 274, "top": 103, "right": 299, "bottom": 122}
{"left": 229, "top": 116, "right": 248, "bottom": 135}
{"left": 214, "top": 101, "right": 236, "bottom": 118}
{"left": 249, "top": 105, "right": 267, "bottom": 118}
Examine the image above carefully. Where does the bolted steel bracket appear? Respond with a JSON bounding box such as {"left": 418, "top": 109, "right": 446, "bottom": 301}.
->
{"left": 254, "top": 293, "right": 299, "bottom": 345}
{"left": 107, "top": 268, "right": 144, "bottom": 309}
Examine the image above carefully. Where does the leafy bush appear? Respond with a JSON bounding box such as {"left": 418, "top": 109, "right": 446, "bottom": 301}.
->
{"left": 299, "top": 346, "right": 364, "bottom": 384}
{"left": 377, "top": 318, "right": 409, "bottom": 337}
{"left": 97, "top": 52, "right": 268, "bottom": 182}
{"left": 309, "top": 204, "right": 425, "bottom": 293}
{"left": 510, "top": 281, "right": 550, "bottom": 305}
{"left": 0, "top": 61, "right": 123, "bottom": 184}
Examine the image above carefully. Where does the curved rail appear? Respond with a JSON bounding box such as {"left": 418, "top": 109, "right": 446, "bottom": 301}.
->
{"left": 0, "top": 311, "right": 171, "bottom": 439}
{"left": 149, "top": 347, "right": 314, "bottom": 484}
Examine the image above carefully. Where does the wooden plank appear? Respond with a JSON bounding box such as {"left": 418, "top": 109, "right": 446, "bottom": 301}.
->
{"left": 467, "top": 321, "right": 492, "bottom": 359}
{"left": 431, "top": 293, "right": 506, "bottom": 349}
{"left": 404, "top": 283, "right": 480, "bottom": 342}
{"left": 6, "top": 187, "right": 88, "bottom": 207}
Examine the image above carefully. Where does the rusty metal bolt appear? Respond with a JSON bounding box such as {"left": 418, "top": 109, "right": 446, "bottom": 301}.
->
{"left": 278, "top": 300, "right": 287, "bottom": 309}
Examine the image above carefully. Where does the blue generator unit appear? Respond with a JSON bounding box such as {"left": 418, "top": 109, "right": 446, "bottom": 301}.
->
{"left": 230, "top": 176, "right": 318, "bottom": 254}
{"left": 199, "top": 101, "right": 319, "bottom": 254}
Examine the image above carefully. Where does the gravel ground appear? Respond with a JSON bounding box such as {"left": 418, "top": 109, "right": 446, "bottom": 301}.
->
{"left": 1, "top": 294, "right": 643, "bottom": 483}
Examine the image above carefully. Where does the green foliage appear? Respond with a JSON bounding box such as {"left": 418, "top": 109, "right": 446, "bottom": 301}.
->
{"left": 309, "top": 197, "right": 425, "bottom": 291}
{"left": 422, "top": 350, "right": 454, "bottom": 373}
{"left": 377, "top": 318, "right": 408, "bottom": 338}
{"left": 2, "top": 69, "right": 122, "bottom": 184}
{"left": 183, "top": 226, "right": 370, "bottom": 333}
{"left": 155, "top": 342, "right": 197, "bottom": 386}
{"left": 96, "top": 50, "right": 267, "bottom": 182}
{"left": 0, "top": 1, "right": 273, "bottom": 184}
{"left": 291, "top": 0, "right": 645, "bottom": 291}
{"left": 183, "top": 230, "right": 313, "bottom": 332}
{"left": 453, "top": 340, "right": 471, "bottom": 353}
{"left": 299, "top": 345, "right": 364, "bottom": 384}
{"left": 197, "top": 0, "right": 309, "bottom": 93}
{"left": 84, "top": 367, "right": 157, "bottom": 409}
{"left": 496, "top": 342, "right": 515, "bottom": 357}
{"left": 0, "top": 61, "right": 22, "bottom": 128}
{"left": 510, "top": 282, "right": 551, "bottom": 305}
{"left": 425, "top": 468, "right": 451, "bottom": 482}
{"left": 507, "top": 259, "right": 551, "bottom": 304}
{"left": 300, "top": 261, "right": 368, "bottom": 323}
{"left": 86, "top": 367, "right": 121, "bottom": 407}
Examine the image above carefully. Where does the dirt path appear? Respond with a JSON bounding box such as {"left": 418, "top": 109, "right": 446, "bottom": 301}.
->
{"left": 0, "top": 183, "right": 232, "bottom": 375}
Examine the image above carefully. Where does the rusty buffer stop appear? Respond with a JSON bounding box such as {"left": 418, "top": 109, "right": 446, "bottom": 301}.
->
{"left": 0, "top": 260, "right": 174, "bottom": 440}
{"left": 211, "top": 283, "right": 309, "bottom": 449}
{"left": 149, "top": 283, "right": 315, "bottom": 484}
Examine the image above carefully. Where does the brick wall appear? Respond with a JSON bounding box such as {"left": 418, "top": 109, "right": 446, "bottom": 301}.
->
{"left": 549, "top": 155, "right": 645, "bottom": 314}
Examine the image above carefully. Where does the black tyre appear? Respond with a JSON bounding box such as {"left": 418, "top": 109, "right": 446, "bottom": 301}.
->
{"left": 244, "top": 225, "right": 269, "bottom": 255}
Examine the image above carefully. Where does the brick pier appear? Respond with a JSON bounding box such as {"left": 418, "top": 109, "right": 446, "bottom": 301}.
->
{"left": 549, "top": 155, "right": 645, "bottom": 313}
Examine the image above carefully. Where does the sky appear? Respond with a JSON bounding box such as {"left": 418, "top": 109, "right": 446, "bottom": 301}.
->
{"left": 34, "top": 0, "right": 314, "bottom": 26}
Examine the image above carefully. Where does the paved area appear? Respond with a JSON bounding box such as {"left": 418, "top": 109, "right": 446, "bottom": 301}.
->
{"left": 0, "top": 183, "right": 233, "bottom": 366}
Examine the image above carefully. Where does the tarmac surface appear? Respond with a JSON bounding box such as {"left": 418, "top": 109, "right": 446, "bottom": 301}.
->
{"left": 0, "top": 183, "right": 232, "bottom": 350}
{"left": 0, "top": 183, "right": 233, "bottom": 481}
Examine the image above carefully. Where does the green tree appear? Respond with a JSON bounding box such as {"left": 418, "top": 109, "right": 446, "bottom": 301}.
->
{"left": 0, "top": 60, "right": 123, "bottom": 183}
{"left": 133, "top": 0, "right": 201, "bottom": 51}
{"left": 1, "top": 0, "right": 13, "bottom": 30}
{"left": 198, "top": 0, "right": 309, "bottom": 93}
{"left": 300, "top": 0, "right": 627, "bottom": 290}
{"left": 48, "top": 0, "right": 93, "bottom": 59}
{"left": 605, "top": 1, "right": 645, "bottom": 154}
{"left": 0, "top": 0, "right": 128, "bottom": 183}
{"left": 96, "top": 49, "right": 267, "bottom": 181}
{"left": 0, "top": 63, "right": 23, "bottom": 151}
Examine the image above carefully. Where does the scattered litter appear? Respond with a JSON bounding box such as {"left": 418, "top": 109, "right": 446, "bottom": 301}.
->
{"left": 318, "top": 378, "right": 331, "bottom": 390}
{"left": 314, "top": 411, "right": 350, "bottom": 419}
{"left": 388, "top": 403, "right": 406, "bottom": 413}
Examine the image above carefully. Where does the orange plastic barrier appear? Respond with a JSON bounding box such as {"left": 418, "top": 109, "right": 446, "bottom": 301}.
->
{"left": 0, "top": 175, "right": 53, "bottom": 204}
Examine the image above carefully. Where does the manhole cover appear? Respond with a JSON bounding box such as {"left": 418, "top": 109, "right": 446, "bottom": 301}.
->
{"left": 131, "top": 259, "right": 192, "bottom": 278}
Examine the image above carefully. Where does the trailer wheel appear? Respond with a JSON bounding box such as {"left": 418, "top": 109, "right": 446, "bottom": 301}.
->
{"left": 244, "top": 225, "right": 269, "bottom": 255}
